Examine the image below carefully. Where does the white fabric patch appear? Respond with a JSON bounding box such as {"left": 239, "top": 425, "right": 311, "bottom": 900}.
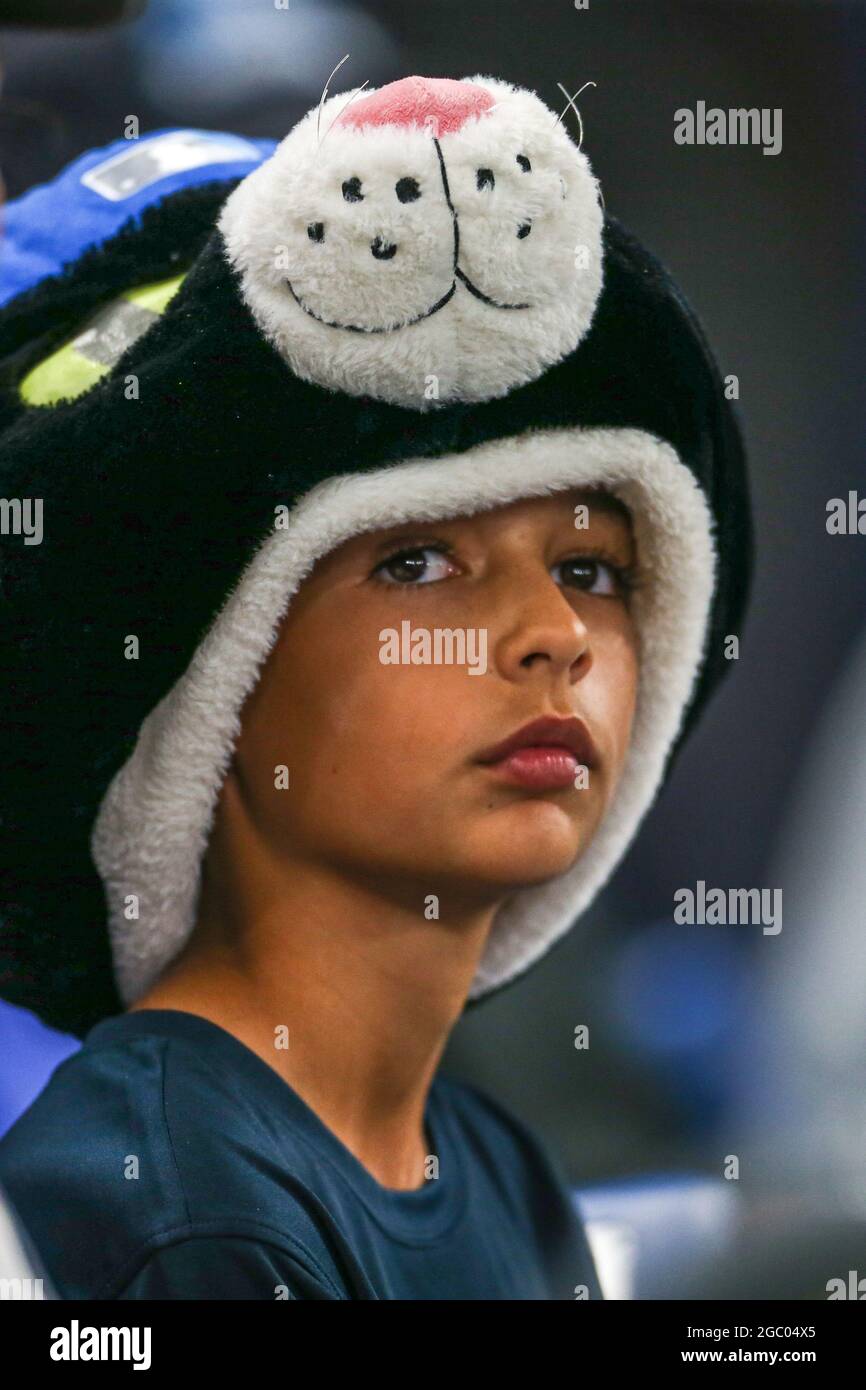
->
{"left": 81, "top": 131, "right": 263, "bottom": 202}
{"left": 91, "top": 427, "right": 716, "bottom": 1007}
{"left": 217, "top": 75, "right": 604, "bottom": 407}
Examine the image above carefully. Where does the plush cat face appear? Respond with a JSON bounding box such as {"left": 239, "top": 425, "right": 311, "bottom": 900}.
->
{"left": 218, "top": 74, "right": 605, "bottom": 408}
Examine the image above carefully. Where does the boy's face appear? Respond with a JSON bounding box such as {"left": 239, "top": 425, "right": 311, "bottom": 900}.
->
{"left": 221, "top": 487, "right": 639, "bottom": 903}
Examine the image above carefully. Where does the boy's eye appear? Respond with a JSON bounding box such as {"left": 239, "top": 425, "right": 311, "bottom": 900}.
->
{"left": 553, "top": 557, "right": 625, "bottom": 597}
{"left": 370, "top": 547, "right": 630, "bottom": 593}
{"left": 374, "top": 545, "right": 457, "bottom": 586}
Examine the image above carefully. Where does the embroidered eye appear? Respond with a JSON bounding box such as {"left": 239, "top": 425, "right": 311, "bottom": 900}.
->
{"left": 476, "top": 168, "right": 495, "bottom": 191}
{"left": 307, "top": 222, "right": 325, "bottom": 242}
{"left": 517, "top": 221, "right": 532, "bottom": 239}
{"left": 342, "top": 177, "right": 364, "bottom": 203}
{"left": 516, "top": 153, "right": 531, "bottom": 172}
{"left": 396, "top": 177, "right": 421, "bottom": 203}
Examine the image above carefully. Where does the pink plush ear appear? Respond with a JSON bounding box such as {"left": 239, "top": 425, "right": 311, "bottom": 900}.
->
{"left": 334, "top": 75, "right": 495, "bottom": 136}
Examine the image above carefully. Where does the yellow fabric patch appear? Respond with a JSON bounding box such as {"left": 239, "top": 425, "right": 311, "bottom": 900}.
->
{"left": 125, "top": 275, "right": 185, "bottom": 316}
{"left": 19, "top": 348, "right": 106, "bottom": 408}
{"left": 19, "top": 271, "right": 186, "bottom": 407}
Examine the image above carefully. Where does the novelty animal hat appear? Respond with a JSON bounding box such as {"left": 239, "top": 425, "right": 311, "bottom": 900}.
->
{"left": 0, "top": 74, "right": 753, "bottom": 1039}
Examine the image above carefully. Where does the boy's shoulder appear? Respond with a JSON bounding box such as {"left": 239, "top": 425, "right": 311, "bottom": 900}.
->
{"left": 434, "top": 1070, "right": 584, "bottom": 1217}
{"left": 435, "top": 1069, "right": 602, "bottom": 1297}
{"left": 0, "top": 1024, "right": 345, "bottom": 1299}
{"left": 436, "top": 1069, "right": 573, "bottom": 1178}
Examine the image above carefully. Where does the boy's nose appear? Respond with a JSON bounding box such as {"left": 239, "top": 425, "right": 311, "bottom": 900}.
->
{"left": 334, "top": 75, "right": 495, "bottom": 137}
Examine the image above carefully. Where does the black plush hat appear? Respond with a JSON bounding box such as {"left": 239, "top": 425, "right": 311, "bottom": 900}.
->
{"left": 0, "top": 75, "right": 752, "bottom": 1039}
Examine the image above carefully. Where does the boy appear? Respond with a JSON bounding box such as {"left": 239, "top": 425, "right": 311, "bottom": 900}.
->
{"left": 0, "top": 74, "right": 752, "bottom": 1299}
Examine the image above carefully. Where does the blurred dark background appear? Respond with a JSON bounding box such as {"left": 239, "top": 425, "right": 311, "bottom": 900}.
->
{"left": 1, "top": 0, "right": 865, "bottom": 1289}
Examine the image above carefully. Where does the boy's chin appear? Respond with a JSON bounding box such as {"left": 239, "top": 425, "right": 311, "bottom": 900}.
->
{"left": 464, "top": 811, "right": 592, "bottom": 888}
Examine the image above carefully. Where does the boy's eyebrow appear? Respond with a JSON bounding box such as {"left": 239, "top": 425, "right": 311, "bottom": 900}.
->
{"left": 576, "top": 489, "right": 632, "bottom": 522}
{"left": 367, "top": 491, "right": 633, "bottom": 556}
{"left": 370, "top": 524, "right": 450, "bottom": 555}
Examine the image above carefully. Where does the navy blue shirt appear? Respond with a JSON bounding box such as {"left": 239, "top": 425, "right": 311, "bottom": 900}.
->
{"left": 0, "top": 1009, "right": 603, "bottom": 1300}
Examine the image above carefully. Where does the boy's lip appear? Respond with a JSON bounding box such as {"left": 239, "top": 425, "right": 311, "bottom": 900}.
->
{"left": 475, "top": 715, "right": 598, "bottom": 769}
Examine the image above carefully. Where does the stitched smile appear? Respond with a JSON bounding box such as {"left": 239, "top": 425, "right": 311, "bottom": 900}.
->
{"left": 285, "top": 276, "right": 457, "bottom": 333}
{"left": 455, "top": 267, "right": 530, "bottom": 311}
{"left": 285, "top": 269, "right": 527, "bottom": 333}
{"left": 285, "top": 134, "right": 532, "bottom": 332}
